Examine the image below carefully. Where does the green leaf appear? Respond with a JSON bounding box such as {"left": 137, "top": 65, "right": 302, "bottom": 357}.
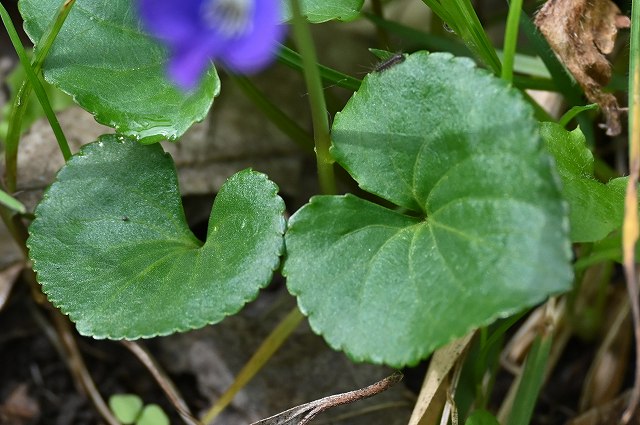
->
{"left": 19, "top": 0, "right": 219, "bottom": 143}
{"left": 282, "top": 0, "right": 363, "bottom": 22}
{"left": 28, "top": 135, "right": 285, "bottom": 338}
{"left": 109, "top": 394, "right": 143, "bottom": 425}
{"left": 284, "top": 52, "right": 572, "bottom": 367}
{"left": 465, "top": 410, "right": 500, "bottom": 425}
{"left": 574, "top": 231, "right": 640, "bottom": 271}
{"left": 136, "top": 404, "right": 169, "bottom": 425}
{"left": 540, "top": 122, "right": 626, "bottom": 242}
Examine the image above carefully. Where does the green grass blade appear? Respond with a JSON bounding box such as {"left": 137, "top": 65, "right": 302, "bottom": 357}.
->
{"left": 422, "top": 0, "right": 501, "bottom": 74}
{"left": 0, "top": 0, "right": 72, "bottom": 193}
{"left": 506, "top": 334, "right": 552, "bottom": 425}
{"left": 0, "top": 189, "right": 26, "bottom": 214}
{"left": 501, "top": 0, "right": 524, "bottom": 83}
{"left": 277, "top": 45, "right": 361, "bottom": 91}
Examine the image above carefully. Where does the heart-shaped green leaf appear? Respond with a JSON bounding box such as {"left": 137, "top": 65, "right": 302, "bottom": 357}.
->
{"left": 19, "top": 0, "right": 219, "bottom": 143}
{"left": 282, "top": 0, "right": 363, "bottom": 22}
{"left": 284, "top": 52, "right": 573, "bottom": 366}
{"left": 28, "top": 135, "right": 285, "bottom": 338}
{"left": 540, "top": 122, "right": 626, "bottom": 242}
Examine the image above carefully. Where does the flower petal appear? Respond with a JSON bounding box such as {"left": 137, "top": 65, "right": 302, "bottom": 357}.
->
{"left": 138, "top": 0, "right": 287, "bottom": 88}
{"left": 167, "top": 42, "right": 220, "bottom": 90}
{"left": 138, "top": 0, "right": 204, "bottom": 46}
{"left": 220, "top": 0, "right": 287, "bottom": 73}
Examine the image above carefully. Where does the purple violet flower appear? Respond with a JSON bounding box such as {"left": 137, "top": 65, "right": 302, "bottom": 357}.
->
{"left": 138, "top": 0, "right": 287, "bottom": 89}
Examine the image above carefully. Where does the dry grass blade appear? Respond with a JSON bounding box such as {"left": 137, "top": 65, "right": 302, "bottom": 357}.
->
{"left": 579, "top": 289, "right": 632, "bottom": 412}
{"left": 408, "top": 333, "right": 474, "bottom": 425}
{"left": 622, "top": 0, "right": 640, "bottom": 420}
{"left": 568, "top": 391, "right": 634, "bottom": 425}
{"left": 250, "top": 372, "right": 403, "bottom": 425}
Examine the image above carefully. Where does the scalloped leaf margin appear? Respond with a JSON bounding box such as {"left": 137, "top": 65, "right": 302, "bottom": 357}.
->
{"left": 284, "top": 52, "right": 573, "bottom": 367}
{"left": 28, "top": 135, "right": 285, "bottom": 338}
{"left": 19, "top": 0, "right": 219, "bottom": 143}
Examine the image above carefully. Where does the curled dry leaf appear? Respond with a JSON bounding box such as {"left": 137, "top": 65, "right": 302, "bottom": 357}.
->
{"left": 535, "top": 0, "right": 630, "bottom": 136}
{"left": 251, "top": 372, "right": 403, "bottom": 425}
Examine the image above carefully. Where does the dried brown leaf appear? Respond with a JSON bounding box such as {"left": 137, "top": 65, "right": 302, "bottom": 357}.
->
{"left": 0, "top": 384, "right": 40, "bottom": 424}
{"left": 535, "top": 0, "right": 630, "bottom": 136}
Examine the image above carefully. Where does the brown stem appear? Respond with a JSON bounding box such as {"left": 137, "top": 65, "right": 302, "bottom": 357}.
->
{"left": 121, "top": 340, "right": 201, "bottom": 425}
{"left": 49, "top": 311, "right": 120, "bottom": 425}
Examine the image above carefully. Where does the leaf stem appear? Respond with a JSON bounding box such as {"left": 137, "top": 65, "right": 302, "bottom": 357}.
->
{"left": 2, "top": 0, "right": 75, "bottom": 192}
{"left": 200, "top": 307, "right": 304, "bottom": 424}
{"left": 501, "top": 0, "right": 523, "bottom": 83}
{"left": 289, "top": 0, "right": 337, "bottom": 195}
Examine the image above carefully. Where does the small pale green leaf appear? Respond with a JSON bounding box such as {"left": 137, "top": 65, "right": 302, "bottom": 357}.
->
{"left": 285, "top": 52, "right": 572, "bottom": 366}
{"left": 540, "top": 122, "right": 626, "bottom": 242}
{"left": 109, "top": 394, "right": 143, "bottom": 425}
{"left": 136, "top": 404, "right": 169, "bottom": 425}
{"left": 28, "top": 135, "right": 285, "bottom": 338}
{"left": 19, "top": 0, "right": 219, "bottom": 143}
{"left": 282, "top": 0, "right": 363, "bottom": 22}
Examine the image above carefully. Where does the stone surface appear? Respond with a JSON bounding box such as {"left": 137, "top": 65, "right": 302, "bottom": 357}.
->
{"left": 159, "top": 291, "right": 414, "bottom": 425}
